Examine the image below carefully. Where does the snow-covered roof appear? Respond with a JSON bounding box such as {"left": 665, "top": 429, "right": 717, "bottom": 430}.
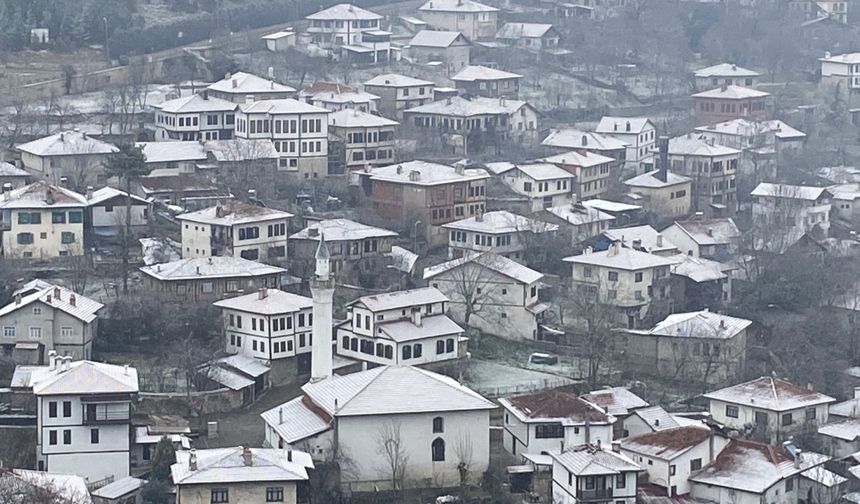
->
{"left": 541, "top": 150, "right": 615, "bottom": 168}
{"left": 7, "top": 469, "right": 92, "bottom": 504}
{"left": 138, "top": 141, "right": 208, "bottom": 164}
{"left": 90, "top": 476, "right": 146, "bottom": 500}
{"left": 666, "top": 217, "right": 740, "bottom": 246}
{"left": 306, "top": 3, "right": 382, "bottom": 20}
{"left": 405, "top": 96, "right": 530, "bottom": 117}
{"left": 751, "top": 182, "right": 829, "bottom": 201}
{"left": 261, "top": 396, "right": 332, "bottom": 443}
{"left": 171, "top": 447, "right": 313, "bottom": 485}
{"left": 424, "top": 251, "right": 543, "bottom": 285}
{"left": 207, "top": 72, "right": 296, "bottom": 94}
{"left": 581, "top": 199, "right": 642, "bottom": 213}
{"left": 0, "top": 181, "right": 87, "bottom": 209}
{"left": 694, "top": 119, "right": 805, "bottom": 140}
{"left": 692, "top": 84, "right": 770, "bottom": 100}
{"left": 216, "top": 354, "right": 270, "bottom": 379}
{"left": 542, "top": 128, "right": 628, "bottom": 151}
{"left": 667, "top": 253, "right": 731, "bottom": 282}
{"left": 441, "top": 210, "right": 557, "bottom": 234}
{"left": 564, "top": 243, "right": 677, "bottom": 271}
{"left": 801, "top": 466, "right": 847, "bottom": 487}
{"left": 0, "top": 161, "right": 29, "bottom": 177}
{"left": 16, "top": 130, "right": 118, "bottom": 157}
{"left": 624, "top": 169, "right": 691, "bottom": 188}
{"left": 580, "top": 387, "right": 649, "bottom": 416}
{"left": 214, "top": 289, "right": 312, "bottom": 315}
{"left": 496, "top": 23, "right": 555, "bottom": 39}
{"left": 261, "top": 30, "right": 295, "bottom": 40}
{"left": 829, "top": 397, "right": 860, "bottom": 418}
{"left": 240, "top": 98, "right": 329, "bottom": 115}
{"left": 420, "top": 0, "right": 499, "bottom": 13}
{"left": 694, "top": 63, "right": 761, "bottom": 78}
{"left": 632, "top": 405, "right": 682, "bottom": 432}
{"left": 155, "top": 94, "right": 237, "bottom": 113}
{"left": 140, "top": 256, "right": 286, "bottom": 281}
{"left": 204, "top": 139, "right": 280, "bottom": 162}
{"left": 818, "top": 52, "right": 860, "bottom": 65}
{"left": 622, "top": 426, "right": 712, "bottom": 460}
{"left": 365, "top": 160, "right": 489, "bottom": 185}
{"left": 364, "top": 73, "right": 435, "bottom": 87}
{"left": 305, "top": 89, "right": 380, "bottom": 105}
{"left": 409, "top": 30, "right": 468, "bottom": 47}
{"left": 379, "top": 314, "right": 463, "bottom": 342}
{"left": 87, "top": 186, "right": 149, "bottom": 206}
{"left": 818, "top": 419, "right": 860, "bottom": 441}
{"left": 0, "top": 283, "right": 103, "bottom": 323}
{"left": 667, "top": 135, "right": 740, "bottom": 157}
{"left": 500, "top": 390, "right": 613, "bottom": 425}
{"left": 549, "top": 445, "right": 641, "bottom": 476}
{"left": 628, "top": 310, "right": 751, "bottom": 340}
{"left": 178, "top": 201, "right": 292, "bottom": 226}
{"left": 703, "top": 377, "right": 835, "bottom": 411}
{"left": 301, "top": 365, "right": 495, "bottom": 416}
{"left": 484, "top": 161, "right": 516, "bottom": 175}
{"left": 546, "top": 203, "right": 614, "bottom": 226}
{"left": 452, "top": 65, "right": 523, "bottom": 82}
{"left": 604, "top": 226, "right": 678, "bottom": 255}
{"left": 14, "top": 360, "right": 138, "bottom": 396}
{"left": 595, "top": 116, "right": 654, "bottom": 135}
{"left": 328, "top": 109, "right": 398, "bottom": 128}
{"left": 514, "top": 162, "right": 572, "bottom": 181}
{"left": 291, "top": 218, "right": 397, "bottom": 242}
{"left": 689, "top": 440, "right": 828, "bottom": 494}
{"left": 352, "top": 286, "right": 448, "bottom": 312}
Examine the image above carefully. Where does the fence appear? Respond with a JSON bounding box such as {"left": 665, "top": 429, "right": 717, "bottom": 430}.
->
{"left": 476, "top": 377, "right": 573, "bottom": 399}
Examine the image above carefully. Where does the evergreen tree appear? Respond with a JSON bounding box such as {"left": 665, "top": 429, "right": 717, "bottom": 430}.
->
{"left": 149, "top": 436, "right": 176, "bottom": 482}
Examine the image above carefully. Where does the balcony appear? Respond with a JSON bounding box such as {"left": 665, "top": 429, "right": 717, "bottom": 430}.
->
{"left": 84, "top": 403, "right": 130, "bottom": 424}
{"left": 579, "top": 488, "right": 613, "bottom": 501}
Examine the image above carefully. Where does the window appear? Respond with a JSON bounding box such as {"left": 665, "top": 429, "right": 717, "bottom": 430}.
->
{"left": 635, "top": 272, "right": 643, "bottom": 282}
{"left": 437, "top": 340, "right": 445, "bottom": 354}
{"left": 669, "top": 464, "right": 676, "bottom": 476}
{"left": 431, "top": 438, "right": 445, "bottom": 461}
{"left": 3, "top": 326, "right": 14, "bottom": 338}
{"left": 608, "top": 271, "right": 618, "bottom": 281}
{"left": 266, "top": 487, "right": 284, "bottom": 502}
{"left": 62, "top": 401, "right": 71, "bottom": 417}
{"left": 535, "top": 424, "right": 564, "bottom": 438}
{"left": 402, "top": 345, "right": 412, "bottom": 360}
{"left": 68, "top": 211, "right": 83, "bottom": 224}
{"left": 49, "top": 401, "right": 57, "bottom": 418}
{"left": 17, "top": 233, "right": 34, "bottom": 244}
{"left": 91, "top": 428, "right": 99, "bottom": 444}
{"left": 52, "top": 211, "right": 66, "bottom": 224}
{"left": 63, "top": 429, "right": 71, "bottom": 444}
{"left": 806, "top": 408, "right": 816, "bottom": 421}
{"left": 61, "top": 232, "right": 75, "bottom": 244}
{"left": 585, "top": 476, "right": 596, "bottom": 490}
{"left": 786, "top": 477, "right": 794, "bottom": 492}
{"left": 725, "top": 405, "right": 739, "bottom": 418}
{"left": 49, "top": 430, "right": 57, "bottom": 445}
{"left": 18, "top": 211, "right": 41, "bottom": 224}
{"left": 29, "top": 327, "right": 42, "bottom": 339}
{"left": 433, "top": 416, "right": 444, "bottom": 433}
{"left": 211, "top": 488, "right": 229, "bottom": 503}
{"left": 446, "top": 338, "right": 454, "bottom": 352}
{"left": 616, "top": 474, "right": 626, "bottom": 488}
{"left": 782, "top": 413, "right": 793, "bottom": 426}
{"left": 690, "top": 458, "right": 702, "bottom": 471}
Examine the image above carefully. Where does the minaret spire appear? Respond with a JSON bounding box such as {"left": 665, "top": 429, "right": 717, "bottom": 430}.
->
{"left": 310, "top": 232, "right": 335, "bottom": 382}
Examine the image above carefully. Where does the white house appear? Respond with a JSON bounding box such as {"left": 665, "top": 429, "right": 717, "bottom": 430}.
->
{"left": 363, "top": 73, "right": 436, "bottom": 119}
{"left": 623, "top": 168, "right": 692, "bottom": 220}
{"left": 152, "top": 94, "right": 237, "bottom": 141}
{"left": 751, "top": 183, "right": 831, "bottom": 237}
{"left": 689, "top": 439, "right": 829, "bottom": 504}
{"left": 0, "top": 161, "right": 31, "bottom": 189}
{"left": 818, "top": 418, "right": 860, "bottom": 458}
{"left": 622, "top": 405, "right": 688, "bottom": 439}
{"left": 406, "top": 30, "right": 471, "bottom": 74}
{"left": 0, "top": 181, "right": 87, "bottom": 259}
{"left": 451, "top": 65, "right": 523, "bottom": 99}
{"left": 603, "top": 226, "right": 680, "bottom": 257}
{"left": 171, "top": 447, "right": 313, "bottom": 504}
{"left": 213, "top": 288, "right": 314, "bottom": 363}
{"left": 498, "top": 162, "right": 574, "bottom": 211}
{"left": 206, "top": 72, "right": 297, "bottom": 104}
{"left": 541, "top": 128, "right": 629, "bottom": 166}
{"left": 660, "top": 217, "right": 741, "bottom": 261}
{"left": 177, "top": 201, "right": 292, "bottom": 262}
{"left": 544, "top": 202, "right": 615, "bottom": 246}
{"left": 403, "top": 97, "right": 539, "bottom": 147}
{"left": 0, "top": 283, "right": 102, "bottom": 364}
{"left": 704, "top": 376, "right": 835, "bottom": 443}
{"left": 819, "top": 52, "right": 860, "bottom": 93}
{"left": 86, "top": 186, "right": 151, "bottom": 237}
{"left": 694, "top": 63, "right": 761, "bottom": 90}
{"left": 15, "top": 130, "right": 118, "bottom": 188}
{"left": 581, "top": 387, "right": 650, "bottom": 439}
{"left": 139, "top": 256, "right": 285, "bottom": 301}
{"left": 621, "top": 426, "right": 727, "bottom": 496}
{"left": 595, "top": 117, "right": 657, "bottom": 163}
{"left": 305, "top": 3, "right": 384, "bottom": 51}
{"left": 235, "top": 99, "right": 330, "bottom": 177}
{"left": 418, "top": 0, "right": 499, "bottom": 40}
{"left": 301, "top": 84, "right": 380, "bottom": 113}
{"left": 495, "top": 23, "right": 560, "bottom": 52}
{"left": 12, "top": 354, "right": 138, "bottom": 482}
{"left": 500, "top": 390, "right": 616, "bottom": 459}
{"left": 262, "top": 30, "right": 297, "bottom": 52}
{"left": 424, "top": 252, "right": 546, "bottom": 341}
{"left": 549, "top": 444, "right": 641, "bottom": 504}
{"left": 693, "top": 119, "right": 806, "bottom": 153}
{"left": 541, "top": 150, "right": 616, "bottom": 200}
{"left": 261, "top": 365, "right": 495, "bottom": 490}
{"left": 328, "top": 109, "right": 398, "bottom": 170}
{"left": 335, "top": 287, "right": 464, "bottom": 366}
{"left": 440, "top": 210, "right": 558, "bottom": 260}
{"left": 663, "top": 135, "right": 741, "bottom": 218}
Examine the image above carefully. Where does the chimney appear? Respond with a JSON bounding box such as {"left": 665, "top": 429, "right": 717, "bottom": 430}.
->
{"left": 248, "top": 189, "right": 257, "bottom": 199}
{"left": 656, "top": 234, "right": 663, "bottom": 247}
{"left": 825, "top": 51, "right": 831, "bottom": 59}
{"left": 611, "top": 440, "right": 621, "bottom": 453}
{"left": 396, "top": 165, "right": 403, "bottom": 174}
{"left": 476, "top": 209, "right": 484, "bottom": 222}
{"left": 607, "top": 241, "right": 621, "bottom": 257}
{"left": 268, "top": 66, "right": 274, "bottom": 79}
{"left": 86, "top": 186, "right": 94, "bottom": 200}
{"left": 48, "top": 350, "right": 58, "bottom": 371}
{"left": 46, "top": 294, "right": 52, "bottom": 304}
{"left": 62, "top": 356, "right": 71, "bottom": 371}
{"left": 196, "top": 266, "right": 201, "bottom": 275}
{"left": 455, "top": 164, "right": 465, "bottom": 176}
{"left": 719, "top": 319, "right": 726, "bottom": 329}
{"left": 60, "top": 133, "right": 65, "bottom": 142}
{"left": 854, "top": 386, "right": 860, "bottom": 399}
{"left": 225, "top": 72, "right": 232, "bottom": 80}
{"left": 14, "top": 294, "right": 21, "bottom": 304}
{"left": 807, "top": 382, "right": 814, "bottom": 391}
{"left": 59, "top": 176, "right": 68, "bottom": 187}
{"left": 287, "top": 449, "right": 293, "bottom": 462}
{"left": 189, "top": 449, "right": 198, "bottom": 471}
{"left": 409, "top": 170, "right": 421, "bottom": 182}
{"left": 82, "top": 132, "right": 87, "bottom": 140}
{"left": 707, "top": 227, "right": 714, "bottom": 237}
{"left": 412, "top": 309, "right": 423, "bottom": 327}
{"left": 69, "top": 294, "right": 76, "bottom": 307}
{"left": 654, "top": 418, "right": 660, "bottom": 427}
{"left": 279, "top": 407, "right": 284, "bottom": 424}
{"left": 258, "top": 288, "right": 268, "bottom": 300}
{"left": 720, "top": 81, "right": 728, "bottom": 92}
{"left": 632, "top": 239, "right": 642, "bottom": 250}
{"left": 53, "top": 287, "right": 60, "bottom": 300}
{"left": 625, "top": 121, "right": 631, "bottom": 132}
{"left": 581, "top": 134, "right": 588, "bottom": 147}
{"left": 124, "top": 364, "right": 129, "bottom": 376}
{"left": 201, "top": 90, "right": 208, "bottom": 100}
{"left": 656, "top": 135, "right": 669, "bottom": 183}
{"left": 242, "top": 446, "right": 253, "bottom": 466}
{"left": 232, "top": 78, "right": 238, "bottom": 89}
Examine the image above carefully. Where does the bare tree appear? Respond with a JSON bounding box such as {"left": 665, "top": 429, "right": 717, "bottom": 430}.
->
{"left": 376, "top": 420, "right": 409, "bottom": 492}
{"left": 558, "top": 284, "right": 621, "bottom": 388}
{"left": 0, "top": 469, "right": 91, "bottom": 504}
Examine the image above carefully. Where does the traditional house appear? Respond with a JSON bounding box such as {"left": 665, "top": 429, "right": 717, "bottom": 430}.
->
{"left": 139, "top": 256, "right": 285, "bottom": 301}
{"left": 618, "top": 310, "right": 751, "bottom": 385}
{"left": 418, "top": 0, "right": 499, "bottom": 40}
{"left": 581, "top": 387, "right": 650, "bottom": 439}
{"left": 359, "top": 160, "right": 489, "bottom": 245}
{"left": 704, "top": 377, "right": 835, "bottom": 443}
{"left": 235, "top": 99, "right": 330, "bottom": 178}
{"left": 15, "top": 130, "right": 118, "bottom": 188}
{"left": 751, "top": 183, "right": 831, "bottom": 237}
{"left": 424, "top": 252, "right": 546, "bottom": 341}
{"left": 177, "top": 201, "right": 293, "bottom": 262}
{"left": 693, "top": 119, "right": 806, "bottom": 153}
{"left": 451, "top": 65, "right": 523, "bottom": 99}
{"left": 138, "top": 141, "right": 208, "bottom": 175}
{"left": 406, "top": 30, "right": 471, "bottom": 74}
{"left": 667, "top": 253, "right": 734, "bottom": 310}
{"left": 171, "top": 447, "right": 313, "bottom": 504}
{"left": 90, "top": 476, "right": 146, "bottom": 504}
{"left": 541, "top": 151, "right": 615, "bottom": 200}
{"left": 543, "top": 202, "right": 615, "bottom": 246}
{"left": 441, "top": 210, "right": 558, "bottom": 260}
{"left": 0, "top": 182, "right": 86, "bottom": 259}
{"left": 564, "top": 241, "right": 676, "bottom": 329}
{"left": 500, "top": 390, "right": 616, "bottom": 458}
{"left": 692, "top": 84, "right": 770, "bottom": 125}
{"left": 137, "top": 174, "right": 229, "bottom": 210}
{"left": 694, "top": 63, "right": 761, "bottom": 91}
{"left": 305, "top": 3, "right": 384, "bottom": 50}
{"left": 13, "top": 355, "right": 138, "bottom": 481}
{"left": 0, "top": 161, "right": 31, "bottom": 189}
{"left": 549, "top": 444, "right": 641, "bottom": 504}
{"left": 542, "top": 128, "right": 628, "bottom": 167}
{"left": 328, "top": 109, "right": 398, "bottom": 170}
{"left": 495, "top": 23, "right": 560, "bottom": 52}
{"left": 0, "top": 283, "right": 102, "bottom": 363}
{"left": 622, "top": 405, "right": 690, "bottom": 439}
{"left": 363, "top": 74, "right": 436, "bottom": 119}
{"left": 335, "top": 287, "right": 465, "bottom": 366}
{"left": 602, "top": 226, "right": 680, "bottom": 257}
{"left": 498, "top": 162, "right": 575, "bottom": 211}
{"left": 152, "top": 93, "right": 237, "bottom": 141}
{"left": 213, "top": 289, "right": 314, "bottom": 367}
{"left": 300, "top": 82, "right": 380, "bottom": 113}
{"left": 818, "top": 417, "right": 860, "bottom": 458}
{"left": 819, "top": 51, "right": 860, "bottom": 93}
{"left": 582, "top": 199, "right": 643, "bottom": 226}
{"left": 595, "top": 117, "right": 656, "bottom": 163}
{"left": 662, "top": 135, "right": 741, "bottom": 218}
{"left": 623, "top": 169, "right": 692, "bottom": 221}
{"left": 262, "top": 30, "right": 296, "bottom": 52}
{"left": 261, "top": 365, "right": 495, "bottom": 490}
{"left": 86, "top": 186, "right": 151, "bottom": 238}
{"left": 206, "top": 72, "right": 297, "bottom": 104}
{"left": 661, "top": 217, "right": 741, "bottom": 261}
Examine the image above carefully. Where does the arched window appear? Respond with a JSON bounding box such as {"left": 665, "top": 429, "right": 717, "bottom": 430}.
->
{"left": 402, "top": 345, "right": 412, "bottom": 360}
{"left": 342, "top": 336, "right": 349, "bottom": 349}
{"left": 432, "top": 438, "right": 445, "bottom": 462}
{"left": 436, "top": 340, "right": 445, "bottom": 354}
{"left": 413, "top": 343, "right": 423, "bottom": 358}
{"left": 446, "top": 338, "right": 454, "bottom": 353}
{"left": 433, "top": 416, "right": 444, "bottom": 433}
{"left": 384, "top": 346, "right": 393, "bottom": 359}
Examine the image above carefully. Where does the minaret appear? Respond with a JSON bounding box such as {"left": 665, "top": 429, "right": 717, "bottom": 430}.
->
{"left": 310, "top": 233, "right": 335, "bottom": 382}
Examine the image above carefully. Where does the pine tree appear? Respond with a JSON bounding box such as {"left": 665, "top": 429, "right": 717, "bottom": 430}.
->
{"left": 149, "top": 436, "right": 176, "bottom": 482}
